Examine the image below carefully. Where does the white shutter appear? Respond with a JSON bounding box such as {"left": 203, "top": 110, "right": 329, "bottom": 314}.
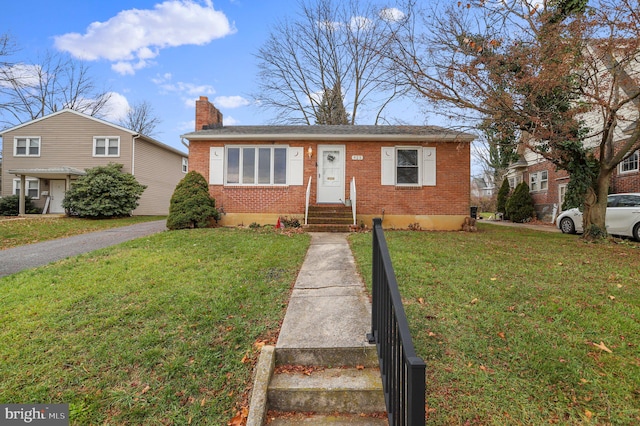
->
{"left": 287, "top": 147, "right": 304, "bottom": 185}
{"left": 381, "top": 147, "right": 395, "bottom": 185}
{"left": 209, "top": 147, "right": 224, "bottom": 185}
{"left": 422, "top": 147, "right": 436, "bottom": 186}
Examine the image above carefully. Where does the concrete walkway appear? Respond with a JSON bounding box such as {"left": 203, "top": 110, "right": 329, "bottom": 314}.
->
{"left": 0, "top": 220, "right": 167, "bottom": 278}
{"left": 276, "top": 232, "right": 373, "bottom": 354}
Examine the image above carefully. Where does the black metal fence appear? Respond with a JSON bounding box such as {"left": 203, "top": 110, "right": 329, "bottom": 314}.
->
{"left": 367, "top": 218, "right": 426, "bottom": 426}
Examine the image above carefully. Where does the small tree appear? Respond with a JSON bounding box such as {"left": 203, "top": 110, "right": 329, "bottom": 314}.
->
{"left": 167, "top": 171, "right": 219, "bottom": 230}
{"left": 496, "top": 178, "right": 511, "bottom": 216}
{"left": 62, "top": 163, "right": 146, "bottom": 218}
{"left": 505, "top": 182, "right": 536, "bottom": 223}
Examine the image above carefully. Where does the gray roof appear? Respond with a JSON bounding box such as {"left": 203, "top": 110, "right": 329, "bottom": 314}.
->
{"left": 181, "top": 125, "right": 475, "bottom": 142}
{"left": 8, "top": 166, "right": 86, "bottom": 179}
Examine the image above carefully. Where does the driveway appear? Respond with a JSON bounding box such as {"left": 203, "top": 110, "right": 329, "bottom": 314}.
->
{"left": 0, "top": 220, "right": 167, "bottom": 278}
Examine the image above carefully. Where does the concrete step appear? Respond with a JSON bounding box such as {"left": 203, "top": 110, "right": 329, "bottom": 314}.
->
{"left": 276, "top": 347, "right": 378, "bottom": 368}
{"left": 303, "top": 224, "right": 352, "bottom": 232}
{"left": 267, "top": 367, "right": 386, "bottom": 413}
{"left": 267, "top": 413, "right": 388, "bottom": 425}
{"left": 307, "top": 216, "right": 353, "bottom": 225}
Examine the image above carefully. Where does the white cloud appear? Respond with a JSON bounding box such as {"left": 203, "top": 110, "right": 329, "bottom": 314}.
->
{"left": 349, "top": 16, "right": 372, "bottom": 31}
{"left": 224, "top": 116, "right": 239, "bottom": 125}
{"left": 54, "top": 0, "right": 236, "bottom": 75}
{"left": 101, "top": 92, "right": 131, "bottom": 122}
{"left": 379, "top": 7, "right": 405, "bottom": 22}
{"left": 0, "top": 64, "right": 43, "bottom": 88}
{"left": 214, "top": 95, "right": 250, "bottom": 109}
{"left": 153, "top": 73, "right": 216, "bottom": 96}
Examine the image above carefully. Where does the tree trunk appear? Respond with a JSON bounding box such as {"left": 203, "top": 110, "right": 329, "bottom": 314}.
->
{"left": 582, "top": 171, "right": 612, "bottom": 240}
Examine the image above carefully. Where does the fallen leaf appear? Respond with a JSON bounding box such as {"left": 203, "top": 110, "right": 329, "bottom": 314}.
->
{"left": 254, "top": 340, "right": 267, "bottom": 351}
{"left": 490, "top": 277, "right": 497, "bottom": 281}
{"left": 470, "top": 298, "right": 478, "bottom": 305}
{"left": 580, "top": 378, "right": 588, "bottom": 384}
{"left": 241, "top": 353, "right": 250, "bottom": 364}
{"left": 585, "top": 409, "right": 593, "bottom": 419}
{"left": 608, "top": 295, "right": 615, "bottom": 300}
{"left": 418, "top": 297, "right": 424, "bottom": 304}
{"left": 356, "top": 365, "right": 365, "bottom": 370}
{"left": 497, "top": 332, "right": 506, "bottom": 339}
{"left": 200, "top": 397, "right": 206, "bottom": 407}
{"left": 428, "top": 331, "right": 436, "bottom": 337}
{"left": 228, "top": 407, "right": 248, "bottom": 426}
{"left": 479, "top": 365, "right": 487, "bottom": 371}
{"left": 140, "top": 385, "right": 150, "bottom": 395}
{"left": 592, "top": 341, "right": 612, "bottom": 353}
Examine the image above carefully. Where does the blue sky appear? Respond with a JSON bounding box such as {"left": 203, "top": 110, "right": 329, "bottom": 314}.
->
{"left": 1, "top": 0, "right": 429, "bottom": 154}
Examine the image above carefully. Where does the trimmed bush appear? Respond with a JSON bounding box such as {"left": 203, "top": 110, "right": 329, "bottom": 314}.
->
{"left": 0, "top": 195, "right": 40, "bottom": 216}
{"left": 505, "top": 182, "right": 535, "bottom": 223}
{"left": 62, "top": 163, "right": 146, "bottom": 218}
{"left": 496, "top": 177, "right": 510, "bottom": 215}
{"left": 167, "top": 171, "right": 220, "bottom": 230}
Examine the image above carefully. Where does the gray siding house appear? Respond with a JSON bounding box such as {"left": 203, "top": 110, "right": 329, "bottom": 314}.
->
{"left": 1, "top": 109, "right": 187, "bottom": 215}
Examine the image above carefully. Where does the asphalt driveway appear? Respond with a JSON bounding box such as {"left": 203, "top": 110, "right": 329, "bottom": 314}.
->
{"left": 0, "top": 220, "right": 167, "bottom": 278}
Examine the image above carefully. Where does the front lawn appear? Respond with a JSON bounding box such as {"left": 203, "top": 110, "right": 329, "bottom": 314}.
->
{"left": 350, "top": 224, "right": 640, "bottom": 425}
{"left": 0, "top": 228, "right": 310, "bottom": 425}
{"left": 0, "top": 216, "right": 165, "bottom": 250}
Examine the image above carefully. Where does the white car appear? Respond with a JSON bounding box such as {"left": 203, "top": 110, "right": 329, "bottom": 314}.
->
{"left": 556, "top": 193, "right": 640, "bottom": 241}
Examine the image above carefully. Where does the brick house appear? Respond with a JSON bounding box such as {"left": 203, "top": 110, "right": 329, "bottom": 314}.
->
{"left": 181, "top": 97, "right": 475, "bottom": 230}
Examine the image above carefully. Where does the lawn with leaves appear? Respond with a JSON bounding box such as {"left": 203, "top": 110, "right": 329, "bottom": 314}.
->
{"left": 0, "top": 216, "right": 165, "bottom": 250}
{"left": 0, "top": 228, "right": 310, "bottom": 425}
{"left": 350, "top": 223, "right": 640, "bottom": 425}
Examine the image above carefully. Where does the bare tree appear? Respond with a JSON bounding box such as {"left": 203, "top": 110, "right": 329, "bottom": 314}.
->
{"left": 0, "top": 50, "right": 111, "bottom": 126}
{"left": 118, "top": 100, "right": 162, "bottom": 137}
{"left": 389, "top": 0, "right": 640, "bottom": 238}
{"left": 254, "top": 0, "right": 408, "bottom": 124}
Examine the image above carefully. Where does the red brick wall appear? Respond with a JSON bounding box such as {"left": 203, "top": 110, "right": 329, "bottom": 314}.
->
{"left": 526, "top": 162, "right": 569, "bottom": 220}
{"left": 189, "top": 139, "right": 470, "bottom": 216}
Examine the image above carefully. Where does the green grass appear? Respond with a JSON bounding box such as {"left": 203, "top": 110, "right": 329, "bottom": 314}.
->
{"left": 0, "top": 227, "right": 310, "bottom": 425}
{"left": 350, "top": 223, "right": 640, "bottom": 425}
{"left": 0, "top": 216, "right": 165, "bottom": 250}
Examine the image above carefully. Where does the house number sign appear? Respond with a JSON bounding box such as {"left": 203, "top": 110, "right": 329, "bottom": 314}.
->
{"left": 351, "top": 155, "right": 363, "bottom": 160}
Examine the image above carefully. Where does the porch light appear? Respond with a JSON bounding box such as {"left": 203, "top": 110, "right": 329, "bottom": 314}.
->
{"left": 308, "top": 146, "right": 313, "bottom": 158}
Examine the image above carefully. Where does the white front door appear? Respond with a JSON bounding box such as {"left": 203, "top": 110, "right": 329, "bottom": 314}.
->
{"left": 50, "top": 180, "right": 66, "bottom": 213}
{"left": 317, "top": 145, "right": 345, "bottom": 203}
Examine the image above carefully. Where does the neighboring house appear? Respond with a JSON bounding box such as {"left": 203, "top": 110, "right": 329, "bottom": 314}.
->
{"left": 181, "top": 96, "right": 474, "bottom": 230}
{"left": 505, "top": 43, "right": 640, "bottom": 222}
{"left": 471, "top": 171, "right": 496, "bottom": 199}
{"left": 0, "top": 109, "right": 188, "bottom": 215}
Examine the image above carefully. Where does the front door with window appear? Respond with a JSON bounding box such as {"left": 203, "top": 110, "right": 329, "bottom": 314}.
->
{"left": 317, "top": 145, "right": 345, "bottom": 203}
{"left": 50, "top": 180, "right": 66, "bottom": 214}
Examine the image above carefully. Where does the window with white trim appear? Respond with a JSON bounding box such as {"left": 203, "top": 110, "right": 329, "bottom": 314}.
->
{"left": 14, "top": 137, "right": 41, "bottom": 157}
{"left": 226, "top": 146, "right": 288, "bottom": 185}
{"left": 182, "top": 157, "right": 188, "bottom": 173}
{"left": 529, "top": 170, "right": 548, "bottom": 191}
{"left": 396, "top": 148, "right": 420, "bottom": 185}
{"left": 93, "top": 137, "right": 120, "bottom": 157}
{"left": 381, "top": 146, "right": 436, "bottom": 186}
{"left": 619, "top": 150, "right": 638, "bottom": 173}
{"left": 13, "top": 179, "right": 40, "bottom": 199}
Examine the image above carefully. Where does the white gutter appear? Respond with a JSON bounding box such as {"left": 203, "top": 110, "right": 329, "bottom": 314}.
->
{"left": 132, "top": 134, "right": 140, "bottom": 175}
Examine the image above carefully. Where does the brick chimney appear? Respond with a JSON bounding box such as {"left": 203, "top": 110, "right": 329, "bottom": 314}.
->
{"left": 195, "top": 96, "right": 223, "bottom": 130}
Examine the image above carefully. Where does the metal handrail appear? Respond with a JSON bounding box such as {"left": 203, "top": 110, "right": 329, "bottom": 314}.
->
{"left": 368, "top": 218, "right": 426, "bottom": 426}
{"left": 350, "top": 177, "right": 357, "bottom": 225}
{"left": 304, "top": 176, "right": 312, "bottom": 225}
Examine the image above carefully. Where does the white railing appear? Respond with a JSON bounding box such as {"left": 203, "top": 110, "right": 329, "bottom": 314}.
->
{"left": 350, "top": 177, "right": 357, "bottom": 225}
{"left": 305, "top": 176, "right": 312, "bottom": 225}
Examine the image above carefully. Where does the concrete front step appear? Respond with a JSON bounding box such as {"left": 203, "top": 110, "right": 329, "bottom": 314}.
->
{"left": 267, "top": 413, "right": 388, "bottom": 425}
{"left": 304, "top": 224, "right": 352, "bottom": 232}
{"left": 276, "top": 346, "right": 378, "bottom": 368}
{"left": 267, "top": 367, "right": 386, "bottom": 413}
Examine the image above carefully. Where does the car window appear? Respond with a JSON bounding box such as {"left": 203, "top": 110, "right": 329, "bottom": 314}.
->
{"left": 616, "top": 195, "right": 640, "bottom": 207}
{"left": 607, "top": 196, "right": 618, "bottom": 207}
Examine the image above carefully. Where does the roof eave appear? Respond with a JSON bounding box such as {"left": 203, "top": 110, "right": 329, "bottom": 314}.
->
{"left": 180, "top": 133, "right": 474, "bottom": 142}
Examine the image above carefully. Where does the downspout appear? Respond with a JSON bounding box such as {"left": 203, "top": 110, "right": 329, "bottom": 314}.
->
{"left": 181, "top": 138, "right": 189, "bottom": 150}
{"left": 132, "top": 134, "right": 140, "bottom": 176}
